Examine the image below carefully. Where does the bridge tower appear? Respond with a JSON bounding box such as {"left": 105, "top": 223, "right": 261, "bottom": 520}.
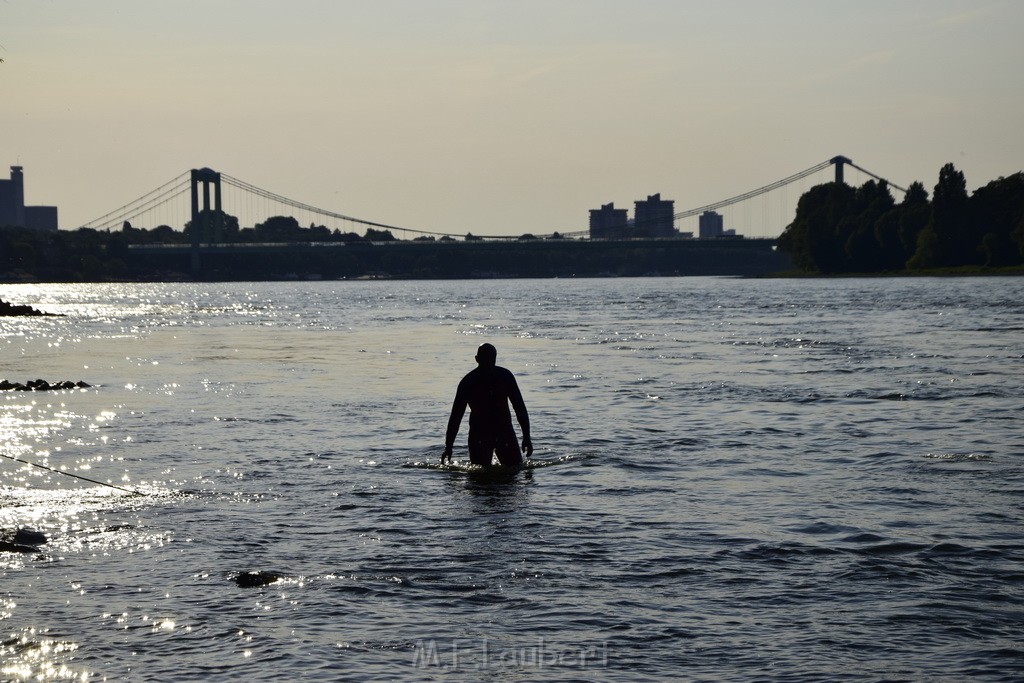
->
{"left": 830, "top": 155, "right": 852, "bottom": 185}
{"left": 190, "top": 168, "right": 222, "bottom": 274}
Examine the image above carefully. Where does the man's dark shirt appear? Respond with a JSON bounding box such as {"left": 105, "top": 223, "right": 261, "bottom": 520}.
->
{"left": 445, "top": 364, "right": 530, "bottom": 450}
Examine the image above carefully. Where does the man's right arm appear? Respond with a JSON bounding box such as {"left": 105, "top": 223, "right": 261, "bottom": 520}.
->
{"left": 444, "top": 380, "right": 469, "bottom": 457}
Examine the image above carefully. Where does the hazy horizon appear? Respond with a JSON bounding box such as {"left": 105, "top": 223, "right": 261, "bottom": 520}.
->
{"left": 2, "top": 0, "right": 1022, "bottom": 237}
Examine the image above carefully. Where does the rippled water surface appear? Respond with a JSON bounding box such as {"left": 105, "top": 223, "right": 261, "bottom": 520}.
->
{"left": 1, "top": 277, "right": 1023, "bottom": 681}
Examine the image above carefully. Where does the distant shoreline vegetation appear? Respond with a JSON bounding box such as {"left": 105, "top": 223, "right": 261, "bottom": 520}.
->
{"left": 776, "top": 163, "right": 1024, "bottom": 274}
{"left": 1, "top": 162, "right": 1021, "bottom": 282}
{"left": 0, "top": 213, "right": 792, "bottom": 281}
{"left": 0, "top": 228, "right": 790, "bottom": 281}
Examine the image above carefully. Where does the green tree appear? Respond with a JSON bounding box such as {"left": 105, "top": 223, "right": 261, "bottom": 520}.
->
{"left": 843, "top": 180, "right": 896, "bottom": 271}
{"left": 969, "top": 172, "right": 1024, "bottom": 267}
{"left": 872, "top": 208, "right": 903, "bottom": 271}
{"left": 1013, "top": 212, "right": 1024, "bottom": 262}
{"left": 308, "top": 223, "right": 332, "bottom": 241}
{"left": 254, "top": 215, "right": 302, "bottom": 241}
{"left": 922, "top": 163, "right": 970, "bottom": 266}
{"left": 8, "top": 240, "right": 38, "bottom": 272}
{"left": 896, "top": 182, "right": 930, "bottom": 262}
{"left": 777, "top": 182, "right": 855, "bottom": 272}
{"left": 868, "top": 180, "right": 928, "bottom": 271}
{"left": 151, "top": 225, "right": 183, "bottom": 243}
{"left": 907, "top": 226, "right": 940, "bottom": 270}
{"left": 365, "top": 228, "right": 396, "bottom": 241}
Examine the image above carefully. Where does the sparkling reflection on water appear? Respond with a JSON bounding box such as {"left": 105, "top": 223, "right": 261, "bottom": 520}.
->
{"left": 1, "top": 277, "right": 1023, "bottom": 681}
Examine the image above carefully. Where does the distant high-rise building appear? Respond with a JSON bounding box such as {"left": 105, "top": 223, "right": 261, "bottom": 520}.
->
{"left": 699, "top": 210, "right": 724, "bottom": 239}
{"left": 589, "top": 202, "right": 630, "bottom": 240}
{"left": 0, "top": 166, "right": 25, "bottom": 228}
{"left": 0, "top": 166, "right": 59, "bottom": 231}
{"left": 633, "top": 193, "right": 675, "bottom": 238}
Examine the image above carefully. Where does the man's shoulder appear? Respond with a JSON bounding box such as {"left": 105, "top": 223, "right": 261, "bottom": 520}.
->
{"left": 462, "top": 365, "right": 486, "bottom": 379}
{"left": 494, "top": 366, "right": 518, "bottom": 381}
{"left": 457, "top": 366, "right": 485, "bottom": 387}
{"left": 458, "top": 365, "right": 514, "bottom": 384}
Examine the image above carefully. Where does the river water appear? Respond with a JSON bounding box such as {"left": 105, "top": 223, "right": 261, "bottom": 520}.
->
{"left": 1, "top": 277, "right": 1022, "bottom": 681}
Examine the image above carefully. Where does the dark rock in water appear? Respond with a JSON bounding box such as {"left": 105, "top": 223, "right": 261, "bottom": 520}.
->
{"left": 13, "top": 528, "right": 47, "bottom": 546}
{"left": 0, "top": 379, "right": 91, "bottom": 391}
{"left": 0, "top": 298, "right": 59, "bottom": 317}
{"left": 0, "top": 528, "right": 47, "bottom": 553}
{"left": 0, "top": 540, "right": 38, "bottom": 554}
{"left": 234, "top": 570, "right": 285, "bottom": 588}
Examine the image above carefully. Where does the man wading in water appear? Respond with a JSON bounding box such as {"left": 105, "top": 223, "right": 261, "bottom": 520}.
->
{"left": 442, "top": 343, "right": 533, "bottom": 468}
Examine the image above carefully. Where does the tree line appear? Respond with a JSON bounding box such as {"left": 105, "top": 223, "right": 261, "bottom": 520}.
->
{"left": 0, "top": 213, "right": 578, "bottom": 281}
{"left": 0, "top": 215, "right": 400, "bottom": 281}
{"left": 777, "top": 163, "right": 1024, "bottom": 273}
{"left": 141, "top": 213, "right": 400, "bottom": 245}
{"left": 0, "top": 213, "right": 682, "bottom": 281}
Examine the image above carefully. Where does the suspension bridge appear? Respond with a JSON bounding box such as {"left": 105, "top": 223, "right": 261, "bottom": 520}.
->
{"left": 83, "top": 155, "right": 905, "bottom": 243}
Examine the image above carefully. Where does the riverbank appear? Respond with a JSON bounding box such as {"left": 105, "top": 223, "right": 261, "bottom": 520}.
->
{"left": 1, "top": 232, "right": 792, "bottom": 282}
{"left": 767, "top": 264, "right": 1024, "bottom": 278}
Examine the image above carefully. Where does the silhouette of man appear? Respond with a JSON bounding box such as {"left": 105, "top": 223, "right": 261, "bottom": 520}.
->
{"left": 442, "top": 343, "right": 533, "bottom": 468}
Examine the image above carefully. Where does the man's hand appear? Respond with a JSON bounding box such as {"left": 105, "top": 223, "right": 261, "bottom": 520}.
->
{"left": 521, "top": 437, "right": 533, "bottom": 458}
{"left": 441, "top": 445, "right": 453, "bottom": 465}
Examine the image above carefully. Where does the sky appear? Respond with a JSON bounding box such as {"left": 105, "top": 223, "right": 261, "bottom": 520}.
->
{"left": 2, "top": 0, "right": 1023, "bottom": 237}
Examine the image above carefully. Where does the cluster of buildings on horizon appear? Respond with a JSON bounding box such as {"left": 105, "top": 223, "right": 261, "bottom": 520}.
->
{"left": 0, "top": 166, "right": 58, "bottom": 231}
{"left": 589, "top": 193, "right": 739, "bottom": 240}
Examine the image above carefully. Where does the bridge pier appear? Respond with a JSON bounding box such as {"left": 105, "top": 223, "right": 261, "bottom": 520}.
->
{"left": 190, "top": 168, "right": 222, "bottom": 275}
{"left": 830, "top": 155, "right": 852, "bottom": 185}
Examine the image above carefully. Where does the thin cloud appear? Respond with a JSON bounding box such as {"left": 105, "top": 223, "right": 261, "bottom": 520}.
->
{"left": 934, "top": 4, "right": 998, "bottom": 27}
{"left": 848, "top": 50, "right": 896, "bottom": 70}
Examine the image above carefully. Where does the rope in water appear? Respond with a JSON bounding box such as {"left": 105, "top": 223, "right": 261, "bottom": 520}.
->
{"left": 0, "top": 452, "right": 142, "bottom": 496}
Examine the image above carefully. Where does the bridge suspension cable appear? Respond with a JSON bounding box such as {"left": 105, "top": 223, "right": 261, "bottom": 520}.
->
{"left": 220, "top": 174, "right": 462, "bottom": 239}
{"left": 673, "top": 160, "right": 833, "bottom": 221}
{"left": 844, "top": 161, "right": 907, "bottom": 194}
{"left": 81, "top": 156, "right": 905, "bottom": 238}
{"left": 82, "top": 172, "right": 191, "bottom": 230}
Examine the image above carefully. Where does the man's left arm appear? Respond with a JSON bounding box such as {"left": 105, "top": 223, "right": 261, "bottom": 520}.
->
{"left": 507, "top": 373, "right": 533, "bottom": 457}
